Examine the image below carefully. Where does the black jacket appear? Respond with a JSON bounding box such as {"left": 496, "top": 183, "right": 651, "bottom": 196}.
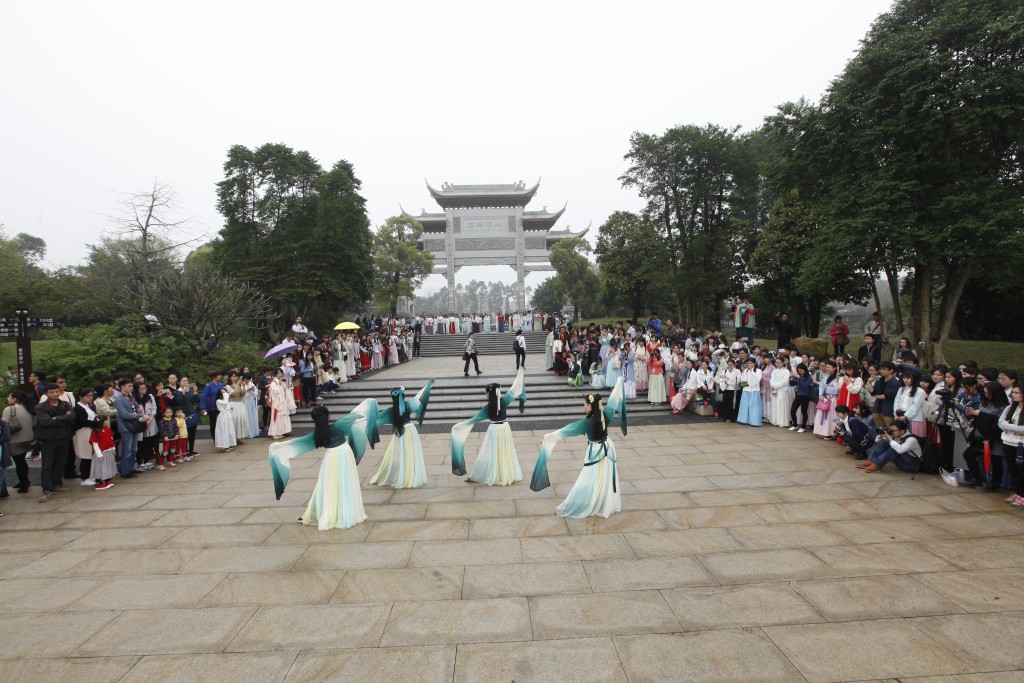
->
{"left": 36, "top": 400, "right": 74, "bottom": 441}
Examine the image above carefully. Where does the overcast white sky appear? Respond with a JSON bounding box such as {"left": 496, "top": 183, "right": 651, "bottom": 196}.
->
{"left": 1, "top": 0, "right": 893, "bottom": 294}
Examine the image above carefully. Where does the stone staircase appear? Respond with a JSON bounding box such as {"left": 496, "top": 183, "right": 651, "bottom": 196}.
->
{"left": 418, "top": 331, "right": 549, "bottom": 358}
{"left": 289, "top": 370, "right": 675, "bottom": 429}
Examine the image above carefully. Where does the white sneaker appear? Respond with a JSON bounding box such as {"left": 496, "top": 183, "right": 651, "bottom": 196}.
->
{"left": 788, "top": 426, "right": 797, "bottom": 431}
{"left": 80, "top": 479, "right": 97, "bottom": 486}
{"left": 797, "top": 428, "right": 806, "bottom": 433}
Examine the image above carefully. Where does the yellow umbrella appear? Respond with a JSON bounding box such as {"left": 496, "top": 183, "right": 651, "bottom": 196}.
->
{"left": 334, "top": 321, "right": 360, "bottom": 330}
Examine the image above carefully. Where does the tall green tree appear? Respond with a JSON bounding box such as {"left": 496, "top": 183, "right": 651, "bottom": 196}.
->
{"left": 529, "top": 276, "right": 563, "bottom": 313}
{"left": 0, "top": 227, "right": 53, "bottom": 316}
{"left": 620, "top": 124, "right": 757, "bottom": 328}
{"left": 214, "top": 144, "right": 373, "bottom": 334}
{"left": 549, "top": 237, "right": 598, "bottom": 320}
{"left": 372, "top": 214, "right": 434, "bottom": 317}
{"left": 809, "top": 0, "right": 1024, "bottom": 363}
{"left": 594, "top": 211, "right": 668, "bottom": 322}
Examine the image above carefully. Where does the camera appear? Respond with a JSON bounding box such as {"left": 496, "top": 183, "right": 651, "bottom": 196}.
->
{"left": 935, "top": 389, "right": 953, "bottom": 399}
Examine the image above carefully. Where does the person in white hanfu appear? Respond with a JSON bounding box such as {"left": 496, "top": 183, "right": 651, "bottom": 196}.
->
{"left": 267, "top": 369, "right": 295, "bottom": 439}
{"left": 450, "top": 369, "right": 526, "bottom": 486}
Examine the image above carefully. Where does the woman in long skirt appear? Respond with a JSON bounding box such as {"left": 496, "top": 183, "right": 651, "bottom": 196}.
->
{"left": 267, "top": 370, "right": 294, "bottom": 439}
{"left": 621, "top": 347, "right": 637, "bottom": 400}
{"left": 545, "top": 331, "right": 555, "bottom": 370}
{"left": 768, "top": 357, "right": 794, "bottom": 428}
{"left": 813, "top": 361, "right": 840, "bottom": 438}
{"left": 243, "top": 373, "right": 261, "bottom": 439}
{"left": 634, "top": 343, "right": 648, "bottom": 392}
{"left": 371, "top": 338, "right": 383, "bottom": 370}
{"left": 647, "top": 353, "right": 667, "bottom": 405}
{"left": 388, "top": 335, "right": 400, "bottom": 365}
{"left": 346, "top": 337, "right": 358, "bottom": 379}
{"left": 760, "top": 361, "right": 774, "bottom": 422}
{"left": 269, "top": 402, "right": 375, "bottom": 530}
{"left": 736, "top": 360, "right": 763, "bottom": 427}
{"left": 530, "top": 378, "right": 627, "bottom": 519}
{"left": 590, "top": 358, "right": 605, "bottom": 390}
{"left": 214, "top": 387, "right": 238, "bottom": 451}
{"left": 717, "top": 358, "right": 741, "bottom": 422}
{"left": 451, "top": 369, "right": 526, "bottom": 486}
{"left": 369, "top": 381, "right": 433, "bottom": 489}
{"left": 605, "top": 342, "right": 622, "bottom": 389}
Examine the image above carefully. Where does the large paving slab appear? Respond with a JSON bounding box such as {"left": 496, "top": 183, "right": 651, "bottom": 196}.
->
{"left": 2, "top": 385, "right": 1023, "bottom": 681}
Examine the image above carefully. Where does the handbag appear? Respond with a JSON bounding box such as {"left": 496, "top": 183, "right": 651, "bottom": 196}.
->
{"left": 126, "top": 418, "right": 147, "bottom": 434}
{"left": 4, "top": 406, "right": 21, "bottom": 434}
{"left": 185, "top": 410, "right": 201, "bottom": 428}
{"left": 461, "top": 351, "right": 468, "bottom": 361}
{"left": 837, "top": 334, "right": 850, "bottom": 346}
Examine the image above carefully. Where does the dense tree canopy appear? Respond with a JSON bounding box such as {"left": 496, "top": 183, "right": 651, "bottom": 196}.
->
{"left": 549, "top": 237, "right": 598, "bottom": 320}
{"left": 372, "top": 214, "right": 434, "bottom": 316}
{"left": 214, "top": 143, "right": 373, "bottom": 333}
{"left": 620, "top": 124, "right": 757, "bottom": 329}
{"left": 594, "top": 211, "right": 669, "bottom": 322}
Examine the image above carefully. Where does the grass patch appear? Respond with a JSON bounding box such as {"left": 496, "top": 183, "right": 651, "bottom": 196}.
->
{"left": 754, "top": 338, "right": 1024, "bottom": 372}
{"left": 0, "top": 339, "right": 54, "bottom": 375}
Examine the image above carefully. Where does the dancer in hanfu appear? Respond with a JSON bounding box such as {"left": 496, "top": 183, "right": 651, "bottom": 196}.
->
{"left": 268, "top": 401, "right": 376, "bottom": 530}
{"left": 530, "top": 377, "right": 627, "bottom": 518}
{"left": 450, "top": 368, "right": 526, "bottom": 486}
{"left": 369, "top": 381, "right": 433, "bottom": 489}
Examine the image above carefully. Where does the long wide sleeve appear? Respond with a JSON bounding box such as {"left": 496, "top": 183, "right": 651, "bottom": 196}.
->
{"left": 450, "top": 406, "right": 488, "bottom": 476}
{"left": 530, "top": 417, "right": 590, "bottom": 492}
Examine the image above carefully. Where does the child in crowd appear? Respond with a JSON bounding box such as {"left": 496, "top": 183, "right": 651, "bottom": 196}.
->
{"left": 157, "top": 406, "right": 177, "bottom": 470}
{"left": 322, "top": 367, "right": 340, "bottom": 394}
{"left": 89, "top": 416, "right": 117, "bottom": 490}
{"left": 174, "top": 409, "right": 190, "bottom": 462}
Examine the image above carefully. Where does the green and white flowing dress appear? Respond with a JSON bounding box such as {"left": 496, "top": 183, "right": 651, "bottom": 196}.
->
{"left": 268, "top": 399, "right": 377, "bottom": 530}
{"left": 450, "top": 369, "right": 527, "bottom": 486}
{"left": 369, "top": 381, "right": 434, "bottom": 489}
{"left": 530, "top": 378, "right": 628, "bottom": 518}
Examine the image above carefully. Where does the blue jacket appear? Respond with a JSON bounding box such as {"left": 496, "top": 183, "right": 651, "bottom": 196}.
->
{"left": 200, "top": 381, "right": 223, "bottom": 412}
{"left": 880, "top": 377, "right": 901, "bottom": 417}
{"left": 112, "top": 392, "right": 142, "bottom": 432}
{"left": 790, "top": 375, "right": 814, "bottom": 397}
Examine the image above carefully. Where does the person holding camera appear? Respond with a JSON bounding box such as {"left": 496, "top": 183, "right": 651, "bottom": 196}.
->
{"left": 856, "top": 419, "right": 921, "bottom": 473}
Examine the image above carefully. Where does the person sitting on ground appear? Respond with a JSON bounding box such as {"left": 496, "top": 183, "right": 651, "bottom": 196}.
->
{"left": 835, "top": 403, "right": 876, "bottom": 459}
{"left": 858, "top": 419, "right": 921, "bottom": 473}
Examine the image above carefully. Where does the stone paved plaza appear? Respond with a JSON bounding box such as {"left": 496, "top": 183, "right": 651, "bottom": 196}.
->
{"left": 2, "top": 362, "right": 1024, "bottom": 681}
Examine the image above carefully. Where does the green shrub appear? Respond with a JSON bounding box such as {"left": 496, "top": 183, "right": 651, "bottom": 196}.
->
{"left": 33, "top": 320, "right": 266, "bottom": 390}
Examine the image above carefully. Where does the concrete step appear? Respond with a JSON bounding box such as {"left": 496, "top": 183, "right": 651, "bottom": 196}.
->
{"left": 288, "top": 373, "right": 670, "bottom": 426}
{"left": 418, "top": 331, "right": 550, "bottom": 357}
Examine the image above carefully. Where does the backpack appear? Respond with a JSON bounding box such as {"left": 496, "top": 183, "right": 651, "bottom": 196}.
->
{"left": 919, "top": 439, "right": 942, "bottom": 474}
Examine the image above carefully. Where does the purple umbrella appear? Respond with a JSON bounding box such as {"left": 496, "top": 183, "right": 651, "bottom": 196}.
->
{"left": 265, "top": 341, "right": 299, "bottom": 359}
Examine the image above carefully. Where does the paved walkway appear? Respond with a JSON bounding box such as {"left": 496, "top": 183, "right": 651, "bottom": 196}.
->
{"left": 2, "top": 404, "right": 1023, "bottom": 680}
